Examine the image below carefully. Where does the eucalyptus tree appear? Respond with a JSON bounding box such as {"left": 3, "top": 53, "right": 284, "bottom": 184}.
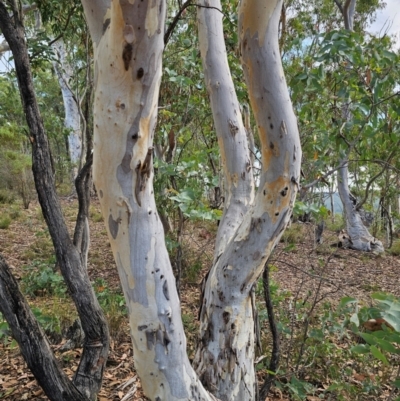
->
{"left": 81, "top": 1, "right": 300, "bottom": 401}
{"left": 286, "top": 0, "right": 395, "bottom": 252}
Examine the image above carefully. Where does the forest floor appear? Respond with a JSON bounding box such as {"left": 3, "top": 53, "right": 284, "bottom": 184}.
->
{"left": 0, "top": 197, "right": 399, "bottom": 401}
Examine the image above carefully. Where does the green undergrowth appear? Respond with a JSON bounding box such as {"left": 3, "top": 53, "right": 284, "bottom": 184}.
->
{"left": 5, "top": 259, "right": 129, "bottom": 342}
{"left": 255, "top": 274, "right": 400, "bottom": 401}
{"left": 388, "top": 240, "right": 400, "bottom": 256}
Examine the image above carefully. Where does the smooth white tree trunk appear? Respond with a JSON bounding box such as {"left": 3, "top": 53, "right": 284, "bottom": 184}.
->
{"left": 196, "top": 0, "right": 255, "bottom": 262}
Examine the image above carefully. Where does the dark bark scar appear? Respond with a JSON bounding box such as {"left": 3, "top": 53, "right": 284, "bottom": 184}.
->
{"left": 122, "top": 43, "right": 133, "bottom": 71}
{"left": 135, "top": 147, "right": 153, "bottom": 206}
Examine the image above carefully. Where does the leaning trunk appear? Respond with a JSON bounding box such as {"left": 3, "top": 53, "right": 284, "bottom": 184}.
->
{"left": 0, "top": 255, "right": 91, "bottom": 401}
{"left": 195, "top": 0, "right": 301, "bottom": 399}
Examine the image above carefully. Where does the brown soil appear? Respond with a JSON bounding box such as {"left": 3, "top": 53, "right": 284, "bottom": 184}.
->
{"left": 0, "top": 198, "right": 399, "bottom": 400}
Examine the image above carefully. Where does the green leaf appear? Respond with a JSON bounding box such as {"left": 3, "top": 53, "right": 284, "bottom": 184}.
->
{"left": 350, "top": 312, "right": 359, "bottom": 327}
{"left": 351, "top": 344, "right": 370, "bottom": 354}
{"left": 326, "top": 383, "right": 344, "bottom": 391}
{"left": 370, "top": 345, "right": 389, "bottom": 365}
{"left": 374, "top": 338, "right": 399, "bottom": 354}
{"left": 360, "top": 332, "right": 377, "bottom": 345}
{"left": 339, "top": 297, "right": 357, "bottom": 307}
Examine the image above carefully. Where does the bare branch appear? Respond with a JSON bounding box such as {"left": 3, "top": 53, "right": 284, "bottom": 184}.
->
{"left": 333, "top": 0, "right": 343, "bottom": 15}
{"left": 356, "top": 145, "right": 397, "bottom": 211}
{"left": 164, "top": 0, "right": 192, "bottom": 45}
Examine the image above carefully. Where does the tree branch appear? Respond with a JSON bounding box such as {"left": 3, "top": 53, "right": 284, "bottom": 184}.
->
{"left": 164, "top": 0, "right": 192, "bottom": 45}
{"left": 301, "top": 161, "right": 347, "bottom": 190}
{"left": 333, "top": 0, "right": 343, "bottom": 15}
{"left": 356, "top": 146, "right": 397, "bottom": 211}
{"left": 164, "top": 2, "right": 226, "bottom": 45}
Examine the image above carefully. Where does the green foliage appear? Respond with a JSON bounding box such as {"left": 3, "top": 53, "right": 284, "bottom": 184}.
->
{"left": 325, "top": 214, "right": 346, "bottom": 232}
{"left": 31, "top": 306, "right": 63, "bottom": 337}
{"left": 89, "top": 206, "right": 104, "bottom": 223}
{"left": 0, "top": 214, "right": 11, "bottom": 229}
{"left": 281, "top": 223, "right": 304, "bottom": 246}
{"left": 293, "top": 201, "right": 330, "bottom": 221}
{"left": 388, "top": 240, "right": 400, "bottom": 256}
{"left": 93, "top": 278, "right": 127, "bottom": 339}
{"left": 21, "top": 259, "right": 66, "bottom": 297}
{"left": 258, "top": 277, "right": 400, "bottom": 400}
{"left": 0, "top": 189, "right": 15, "bottom": 204}
{"left": 290, "top": 25, "right": 400, "bottom": 218}
{"left": 0, "top": 313, "right": 11, "bottom": 344}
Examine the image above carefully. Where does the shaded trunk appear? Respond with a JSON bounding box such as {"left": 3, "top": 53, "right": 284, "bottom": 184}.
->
{"left": 0, "top": 3, "right": 109, "bottom": 400}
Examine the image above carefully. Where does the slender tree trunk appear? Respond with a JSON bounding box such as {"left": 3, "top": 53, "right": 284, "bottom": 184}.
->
{"left": 196, "top": 0, "right": 255, "bottom": 262}
{"left": 0, "top": 3, "right": 109, "bottom": 400}
{"left": 194, "top": 0, "right": 255, "bottom": 398}
{"left": 195, "top": 0, "right": 301, "bottom": 399}
{"left": 81, "top": 1, "right": 216, "bottom": 399}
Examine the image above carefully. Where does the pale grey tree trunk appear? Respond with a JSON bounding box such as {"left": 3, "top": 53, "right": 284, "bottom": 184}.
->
{"left": 194, "top": 0, "right": 301, "bottom": 400}
{"left": 53, "top": 40, "right": 82, "bottom": 172}
{"left": 338, "top": 162, "right": 383, "bottom": 252}
{"left": 81, "top": 1, "right": 216, "bottom": 399}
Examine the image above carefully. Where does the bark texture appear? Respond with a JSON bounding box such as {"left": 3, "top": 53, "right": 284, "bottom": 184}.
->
{"left": 0, "top": 255, "right": 89, "bottom": 401}
{"left": 194, "top": 0, "right": 301, "bottom": 400}
{"left": 81, "top": 1, "right": 215, "bottom": 399}
{"left": 0, "top": 3, "right": 109, "bottom": 400}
